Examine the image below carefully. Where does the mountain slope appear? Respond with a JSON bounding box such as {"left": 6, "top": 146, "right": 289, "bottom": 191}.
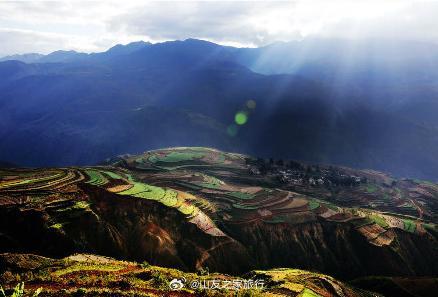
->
{"left": 0, "top": 253, "right": 385, "bottom": 297}
{"left": 1, "top": 147, "right": 437, "bottom": 281}
{"left": 0, "top": 53, "right": 44, "bottom": 63}
{"left": 1, "top": 39, "right": 438, "bottom": 179}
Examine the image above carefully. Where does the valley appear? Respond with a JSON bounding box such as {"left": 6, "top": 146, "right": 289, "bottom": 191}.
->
{"left": 2, "top": 39, "right": 438, "bottom": 180}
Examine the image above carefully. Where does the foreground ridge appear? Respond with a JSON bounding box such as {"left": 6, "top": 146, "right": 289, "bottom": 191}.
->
{"left": 0, "top": 253, "right": 379, "bottom": 297}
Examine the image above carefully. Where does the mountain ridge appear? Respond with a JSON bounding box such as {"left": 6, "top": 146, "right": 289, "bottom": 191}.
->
{"left": 1, "top": 38, "right": 438, "bottom": 179}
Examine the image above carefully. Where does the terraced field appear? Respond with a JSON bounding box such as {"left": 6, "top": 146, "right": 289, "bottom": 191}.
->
{"left": 119, "top": 149, "right": 437, "bottom": 246}
{"left": 131, "top": 147, "right": 246, "bottom": 171}
{"left": 82, "top": 167, "right": 225, "bottom": 235}
{"left": 1, "top": 149, "right": 437, "bottom": 242}
{"left": 0, "top": 253, "right": 384, "bottom": 297}
{"left": 1, "top": 147, "right": 438, "bottom": 293}
{"left": 1, "top": 147, "right": 437, "bottom": 247}
{"left": 0, "top": 168, "right": 84, "bottom": 191}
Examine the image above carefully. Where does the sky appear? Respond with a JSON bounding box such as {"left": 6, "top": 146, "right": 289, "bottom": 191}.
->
{"left": 1, "top": 0, "right": 438, "bottom": 57}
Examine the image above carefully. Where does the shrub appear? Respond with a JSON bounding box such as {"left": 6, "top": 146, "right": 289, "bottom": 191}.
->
{"left": 140, "top": 260, "right": 150, "bottom": 268}
{"left": 197, "top": 266, "right": 210, "bottom": 276}
{"left": 237, "top": 289, "right": 263, "bottom": 297}
{"left": 73, "top": 288, "right": 87, "bottom": 297}
{"left": 0, "top": 282, "right": 42, "bottom": 297}
{"left": 151, "top": 272, "right": 169, "bottom": 290}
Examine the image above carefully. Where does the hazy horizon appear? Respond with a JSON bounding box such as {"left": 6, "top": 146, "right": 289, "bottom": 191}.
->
{"left": 4, "top": 35, "right": 438, "bottom": 59}
{"left": 1, "top": 0, "right": 438, "bottom": 57}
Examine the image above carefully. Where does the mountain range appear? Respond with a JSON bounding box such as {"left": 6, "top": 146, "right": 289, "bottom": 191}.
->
{"left": 1, "top": 38, "right": 438, "bottom": 180}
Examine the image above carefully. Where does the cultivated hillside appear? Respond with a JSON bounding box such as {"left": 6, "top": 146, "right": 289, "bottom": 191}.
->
{"left": 0, "top": 253, "right": 386, "bottom": 297}
{"left": 1, "top": 147, "right": 437, "bottom": 292}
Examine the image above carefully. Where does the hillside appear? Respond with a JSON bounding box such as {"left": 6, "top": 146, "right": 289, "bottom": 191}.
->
{"left": 0, "top": 253, "right": 387, "bottom": 297}
{"left": 1, "top": 39, "right": 438, "bottom": 179}
{"left": 0, "top": 147, "right": 437, "bottom": 297}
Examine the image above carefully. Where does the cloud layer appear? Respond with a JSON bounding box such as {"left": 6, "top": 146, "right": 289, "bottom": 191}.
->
{"left": 1, "top": 0, "right": 438, "bottom": 56}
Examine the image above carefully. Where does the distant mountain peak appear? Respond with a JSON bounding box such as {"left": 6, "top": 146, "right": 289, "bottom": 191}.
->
{"left": 183, "top": 38, "right": 216, "bottom": 44}
{"left": 0, "top": 53, "right": 44, "bottom": 63}
{"left": 38, "top": 49, "right": 88, "bottom": 63}
{"left": 49, "top": 49, "right": 79, "bottom": 54}
{"left": 105, "top": 41, "right": 151, "bottom": 55}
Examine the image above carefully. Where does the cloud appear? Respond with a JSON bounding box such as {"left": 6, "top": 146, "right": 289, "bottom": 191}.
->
{"left": 0, "top": 28, "right": 67, "bottom": 56}
{"left": 107, "top": 1, "right": 438, "bottom": 46}
{"left": 1, "top": 0, "right": 438, "bottom": 56}
{"left": 106, "top": 2, "right": 292, "bottom": 46}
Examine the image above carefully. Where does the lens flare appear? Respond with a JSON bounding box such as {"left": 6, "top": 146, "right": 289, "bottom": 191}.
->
{"left": 235, "top": 112, "right": 248, "bottom": 125}
{"left": 246, "top": 100, "right": 256, "bottom": 109}
{"left": 227, "top": 125, "right": 238, "bottom": 136}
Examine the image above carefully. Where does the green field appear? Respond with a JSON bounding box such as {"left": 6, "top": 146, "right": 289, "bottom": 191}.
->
{"left": 0, "top": 171, "right": 64, "bottom": 189}
{"left": 366, "top": 184, "right": 378, "bottom": 193}
{"left": 151, "top": 151, "right": 205, "bottom": 163}
{"left": 228, "top": 191, "right": 255, "bottom": 200}
{"left": 308, "top": 200, "right": 320, "bottom": 210}
{"left": 102, "top": 170, "right": 124, "bottom": 180}
{"left": 403, "top": 219, "right": 416, "bottom": 233}
{"left": 119, "top": 182, "right": 165, "bottom": 200}
{"left": 369, "top": 214, "right": 389, "bottom": 228}
{"left": 84, "top": 170, "right": 108, "bottom": 186}
{"left": 232, "top": 203, "right": 259, "bottom": 210}
{"left": 300, "top": 288, "right": 322, "bottom": 297}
